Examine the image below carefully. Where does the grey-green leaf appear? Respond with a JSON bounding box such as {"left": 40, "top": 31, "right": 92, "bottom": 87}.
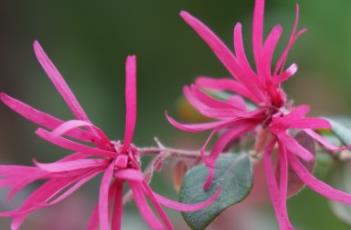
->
{"left": 326, "top": 117, "right": 351, "bottom": 145}
{"left": 179, "top": 153, "right": 253, "bottom": 230}
{"left": 328, "top": 162, "right": 351, "bottom": 226}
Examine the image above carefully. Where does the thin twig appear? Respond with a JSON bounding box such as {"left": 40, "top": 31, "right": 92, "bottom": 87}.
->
{"left": 123, "top": 138, "right": 199, "bottom": 204}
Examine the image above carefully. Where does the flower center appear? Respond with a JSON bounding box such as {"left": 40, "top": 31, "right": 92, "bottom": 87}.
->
{"left": 111, "top": 141, "right": 140, "bottom": 170}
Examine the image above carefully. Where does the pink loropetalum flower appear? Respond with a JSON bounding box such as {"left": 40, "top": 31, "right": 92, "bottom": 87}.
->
{"left": 0, "top": 41, "right": 219, "bottom": 230}
{"left": 167, "top": 0, "right": 351, "bottom": 229}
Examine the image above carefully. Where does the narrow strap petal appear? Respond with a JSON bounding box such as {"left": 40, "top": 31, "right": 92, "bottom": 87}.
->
{"left": 52, "top": 119, "right": 110, "bottom": 145}
{"left": 128, "top": 181, "right": 165, "bottom": 230}
{"left": 204, "top": 120, "right": 256, "bottom": 188}
{"left": 47, "top": 171, "right": 101, "bottom": 205}
{"left": 252, "top": 0, "right": 265, "bottom": 65}
{"left": 114, "top": 169, "right": 144, "bottom": 182}
{"left": 189, "top": 85, "right": 236, "bottom": 110}
{"left": 34, "top": 158, "right": 106, "bottom": 173}
{"left": 86, "top": 203, "right": 99, "bottom": 230}
{"left": 207, "top": 120, "right": 256, "bottom": 164}
{"left": 179, "top": 11, "right": 263, "bottom": 102}
{"left": 263, "top": 140, "right": 294, "bottom": 230}
{"left": 304, "top": 129, "right": 343, "bottom": 153}
{"left": 274, "top": 4, "right": 305, "bottom": 75}
{"left": 153, "top": 187, "right": 221, "bottom": 212}
{"left": 123, "top": 55, "right": 137, "bottom": 149}
{"left": 0, "top": 171, "right": 94, "bottom": 228}
{"left": 111, "top": 180, "right": 124, "bottom": 230}
{"left": 183, "top": 86, "right": 235, "bottom": 119}
{"left": 233, "top": 23, "right": 256, "bottom": 78}
{"left": 99, "top": 162, "right": 115, "bottom": 230}
{"left": 278, "top": 143, "right": 290, "bottom": 225}
{"left": 276, "top": 133, "right": 314, "bottom": 161}
{"left": 33, "top": 41, "right": 90, "bottom": 121}
{"left": 287, "top": 118, "right": 331, "bottom": 130}
{"left": 0, "top": 93, "right": 96, "bottom": 143}
{"left": 274, "top": 63, "right": 298, "bottom": 84}
{"left": 36, "top": 128, "right": 116, "bottom": 157}
{"left": 165, "top": 111, "right": 231, "bottom": 133}
{"left": 261, "top": 25, "right": 283, "bottom": 79}
{"left": 289, "top": 153, "right": 351, "bottom": 205}
{"left": 141, "top": 182, "right": 174, "bottom": 230}
{"left": 279, "top": 105, "right": 310, "bottom": 121}
{"left": 195, "top": 76, "right": 260, "bottom": 103}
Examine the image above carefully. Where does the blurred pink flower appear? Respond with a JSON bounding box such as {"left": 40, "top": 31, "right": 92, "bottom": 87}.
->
{"left": 0, "top": 41, "right": 219, "bottom": 230}
{"left": 167, "top": 0, "right": 351, "bottom": 229}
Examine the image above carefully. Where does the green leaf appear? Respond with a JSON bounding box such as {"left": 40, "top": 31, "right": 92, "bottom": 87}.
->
{"left": 326, "top": 117, "right": 351, "bottom": 145}
{"left": 328, "top": 162, "right": 351, "bottom": 226}
{"left": 179, "top": 153, "right": 253, "bottom": 230}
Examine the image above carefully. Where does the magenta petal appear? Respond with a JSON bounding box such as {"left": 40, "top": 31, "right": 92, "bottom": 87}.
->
{"left": 99, "top": 162, "right": 115, "bottom": 230}
{"left": 52, "top": 119, "right": 110, "bottom": 144}
{"left": 87, "top": 203, "right": 99, "bottom": 230}
{"left": 34, "top": 158, "right": 106, "bottom": 172}
{"left": 189, "top": 85, "right": 235, "bottom": 110}
{"left": 179, "top": 11, "right": 263, "bottom": 102}
{"left": 195, "top": 76, "right": 259, "bottom": 103}
{"left": 274, "top": 63, "right": 298, "bottom": 84}
{"left": 204, "top": 120, "right": 256, "bottom": 188}
{"left": 304, "top": 129, "right": 342, "bottom": 152}
{"left": 111, "top": 180, "right": 124, "bottom": 230}
{"left": 285, "top": 105, "right": 311, "bottom": 119}
{"left": 141, "top": 182, "right": 174, "bottom": 230}
{"left": 289, "top": 153, "right": 351, "bottom": 205}
{"left": 123, "top": 55, "right": 137, "bottom": 149}
{"left": 153, "top": 188, "right": 221, "bottom": 212}
{"left": 227, "top": 95, "right": 247, "bottom": 111}
{"left": 33, "top": 41, "right": 90, "bottom": 122}
{"left": 261, "top": 25, "right": 283, "bottom": 78}
{"left": 0, "top": 93, "right": 96, "bottom": 143}
{"left": 207, "top": 120, "right": 256, "bottom": 164}
{"left": 0, "top": 166, "right": 47, "bottom": 200}
{"left": 289, "top": 118, "right": 331, "bottom": 130}
{"left": 129, "top": 181, "right": 166, "bottom": 230}
{"left": 277, "top": 133, "right": 314, "bottom": 161}
{"left": 252, "top": 0, "right": 265, "bottom": 67}
{"left": 183, "top": 86, "right": 234, "bottom": 118}
{"left": 263, "top": 141, "right": 294, "bottom": 230}
{"left": 233, "top": 23, "right": 256, "bottom": 78}
{"left": 274, "top": 4, "right": 304, "bottom": 75}
{"left": 165, "top": 111, "right": 231, "bottom": 133}
{"left": 114, "top": 169, "right": 144, "bottom": 182}
{"left": 47, "top": 171, "right": 101, "bottom": 206}
{"left": 36, "top": 128, "right": 116, "bottom": 157}
{"left": 278, "top": 143, "right": 290, "bottom": 224}
{"left": 0, "top": 171, "right": 93, "bottom": 229}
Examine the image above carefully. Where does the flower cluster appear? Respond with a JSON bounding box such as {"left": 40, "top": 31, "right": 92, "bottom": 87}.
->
{"left": 0, "top": 42, "right": 219, "bottom": 230}
{"left": 167, "top": 0, "right": 351, "bottom": 229}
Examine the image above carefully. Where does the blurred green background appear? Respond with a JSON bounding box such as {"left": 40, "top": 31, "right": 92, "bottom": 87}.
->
{"left": 0, "top": 0, "right": 351, "bottom": 229}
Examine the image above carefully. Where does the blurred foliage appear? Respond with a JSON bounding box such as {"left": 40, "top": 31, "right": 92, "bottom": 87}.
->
{"left": 0, "top": 0, "right": 351, "bottom": 229}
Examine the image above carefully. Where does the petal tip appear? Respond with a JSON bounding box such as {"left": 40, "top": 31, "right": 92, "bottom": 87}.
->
{"left": 33, "top": 40, "right": 42, "bottom": 51}
{"left": 179, "top": 10, "right": 189, "bottom": 18}
{"left": 0, "top": 92, "right": 7, "bottom": 101}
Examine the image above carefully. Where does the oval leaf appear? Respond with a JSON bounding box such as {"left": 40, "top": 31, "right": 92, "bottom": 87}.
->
{"left": 179, "top": 153, "right": 253, "bottom": 230}
{"left": 326, "top": 117, "right": 351, "bottom": 145}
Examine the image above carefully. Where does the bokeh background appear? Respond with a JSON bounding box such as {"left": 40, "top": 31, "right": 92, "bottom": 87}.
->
{"left": 1, "top": 0, "right": 351, "bottom": 229}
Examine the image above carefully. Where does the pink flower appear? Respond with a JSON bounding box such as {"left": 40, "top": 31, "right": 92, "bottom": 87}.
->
{"left": 167, "top": 0, "right": 351, "bottom": 229}
{"left": 0, "top": 41, "right": 219, "bottom": 230}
